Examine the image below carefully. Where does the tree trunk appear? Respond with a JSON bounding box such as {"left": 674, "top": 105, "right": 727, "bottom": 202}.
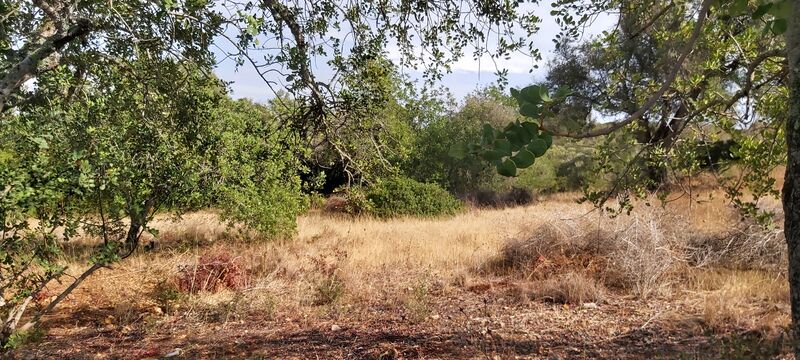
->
{"left": 784, "top": 4, "right": 800, "bottom": 357}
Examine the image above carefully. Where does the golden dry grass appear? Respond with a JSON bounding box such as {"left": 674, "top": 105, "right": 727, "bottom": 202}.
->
{"left": 48, "top": 190, "right": 790, "bottom": 337}
{"left": 685, "top": 269, "right": 790, "bottom": 333}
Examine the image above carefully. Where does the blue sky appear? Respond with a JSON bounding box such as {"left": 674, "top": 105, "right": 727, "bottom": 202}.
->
{"left": 212, "top": 6, "right": 617, "bottom": 103}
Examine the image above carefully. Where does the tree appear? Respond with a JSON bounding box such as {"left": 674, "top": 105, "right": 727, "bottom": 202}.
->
{"left": 0, "top": 56, "right": 225, "bottom": 343}
{"left": 0, "top": 0, "right": 550, "bottom": 344}
{"left": 0, "top": 55, "right": 309, "bottom": 345}
{"left": 409, "top": 91, "right": 514, "bottom": 195}
{"left": 545, "top": 1, "right": 786, "bottom": 191}
{"left": 460, "top": 0, "right": 800, "bottom": 355}
{"left": 0, "top": 0, "right": 221, "bottom": 113}
{"left": 784, "top": 0, "right": 799, "bottom": 354}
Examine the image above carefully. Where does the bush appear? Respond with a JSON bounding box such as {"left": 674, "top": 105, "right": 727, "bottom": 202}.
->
{"left": 174, "top": 248, "right": 249, "bottom": 294}
{"left": 486, "top": 207, "right": 689, "bottom": 299}
{"left": 468, "top": 187, "right": 535, "bottom": 209}
{"left": 531, "top": 272, "right": 607, "bottom": 304}
{"left": 364, "top": 176, "right": 462, "bottom": 218}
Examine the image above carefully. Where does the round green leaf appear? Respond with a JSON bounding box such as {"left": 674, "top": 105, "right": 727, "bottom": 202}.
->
{"left": 493, "top": 139, "right": 512, "bottom": 156}
{"left": 528, "top": 138, "right": 548, "bottom": 156}
{"left": 480, "top": 149, "right": 504, "bottom": 162}
{"left": 497, "top": 158, "right": 517, "bottom": 177}
{"left": 541, "top": 132, "right": 553, "bottom": 148}
{"left": 512, "top": 149, "right": 536, "bottom": 168}
{"left": 539, "top": 86, "right": 551, "bottom": 102}
{"left": 519, "top": 103, "right": 541, "bottom": 118}
{"left": 505, "top": 130, "right": 524, "bottom": 151}
{"left": 521, "top": 85, "right": 542, "bottom": 104}
{"left": 521, "top": 121, "right": 540, "bottom": 138}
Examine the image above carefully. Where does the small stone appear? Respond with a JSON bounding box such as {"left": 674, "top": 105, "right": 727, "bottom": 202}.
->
{"left": 164, "top": 348, "right": 183, "bottom": 358}
{"left": 430, "top": 314, "right": 440, "bottom": 320}
{"left": 331, "top": 324, "right": 342, "bottom": 331}
{"left": 582, "top": 302, "right": 599, "bottom": 309}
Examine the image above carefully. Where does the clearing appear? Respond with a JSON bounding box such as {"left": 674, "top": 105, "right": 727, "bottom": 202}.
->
{"left": 15, "top": 193, "right": 792, "bottom": 359}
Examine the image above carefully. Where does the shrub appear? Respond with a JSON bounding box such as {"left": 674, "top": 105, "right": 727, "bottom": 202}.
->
{"left": 174, "top": 248, "right": 249, "bottom": 294}
{"left": 486, "top": 207, "right": 689, "bottom": 299}
{"left": 151, "top": 280, "right": 185, "bottom": 314}
{"left": 310, "top": 250, "right": 347, "bottom": 305}
{"left": 502, "top": 187, "right": 535, "bottom": 207}
{"left": 467, "top": 187, "right": 535, "bottom": 209}
{"left": 530, "top": 272, "right": 607, "bottom": 304}
{"left": 472, "top": 189, "right": 502, "bottom": 208}
{"left": 364, "top": 176, "right": 462, "bottom": 218}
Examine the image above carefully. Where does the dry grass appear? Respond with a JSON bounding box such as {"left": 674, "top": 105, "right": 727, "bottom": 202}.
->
{"left": 685, "top": 269, "right": 790, "bottom": 333}
{"left": 485, "top": 205, "right": 692, "bottom": 298}
{"left": 45, "top": 190, "right": 790, "bottom": 340}
{"left": 516, "top": 272, "right": 607, "bottom": 304}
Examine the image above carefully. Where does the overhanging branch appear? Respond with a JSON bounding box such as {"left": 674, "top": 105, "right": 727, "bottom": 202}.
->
{"left": 545, "top": 0, "right": 714, "bottom": 139}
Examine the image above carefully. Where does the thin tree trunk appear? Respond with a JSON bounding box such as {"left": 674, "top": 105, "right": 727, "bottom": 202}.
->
{"left": 784, "top": 3, "right": 800, "bottom": 357}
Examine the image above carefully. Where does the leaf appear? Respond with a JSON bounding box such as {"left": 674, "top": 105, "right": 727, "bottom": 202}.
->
{"left": 521, "top": 121, "right": 540, "bottom": 138}
{"left": 505, "top": 129, "right": 524, "bottom": 151}
{"left": 541, "top": 132, "right": 553, "bottom": 149}
{"left": 32, "top": 137, "right": 49, "bottom": 149}
{"left": 480, "top": 149, "right": 504, "bottom": 162}
{"left": 519, "top": 103, "right": 541, "bottom": 118}
{"left": 512, "top": 149, "right": 536, "bottom": 168}
{"left": 493, "top": 139, "right": 512, "bottom": 156}
{"left": 497, "top": 159, "right": 517, "bottom": 177}
{"left": 528, "top": 138, "right": 548, "bottom": 156}
{"left": 770, "top": 18, "right": 788, "bottom": 34}
{"left": 448, "top": 142, "right": 468, "bottom": 159}
{"left": 554, "top": 87, "right": 572, "bottom": 99}
{"left": 764, "top": 18, "right": 788, "bottom": 34}
{"left": 539, "top": 86, "right": 551, "bottom": 103}
{"left": 481, "top": 123, "right": 496, "bottom": 144}
{"left": 510, "top": 87, "right": 520, "bottom": 100}
{"left": 768, "top": 0, "right": 792, "bottom": 18}
{"left": 520, "top": 85, "right": 542, "bottom": 104}
{"left": 752, "top": 3, "right": 772, "bottom": 18}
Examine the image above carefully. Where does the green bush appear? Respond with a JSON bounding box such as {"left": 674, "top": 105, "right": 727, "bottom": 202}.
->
{"left": 364, "top": 176, "right": 462, "bottom": 218}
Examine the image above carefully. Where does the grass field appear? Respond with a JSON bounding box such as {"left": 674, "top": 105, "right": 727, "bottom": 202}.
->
{"left": 16, "top": 190, "right": 793, "bottom": 359}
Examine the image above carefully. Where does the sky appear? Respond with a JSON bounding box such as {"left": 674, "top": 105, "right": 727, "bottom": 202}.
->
{"left": 212, "top": 5, "right": 618, "bottom": 103}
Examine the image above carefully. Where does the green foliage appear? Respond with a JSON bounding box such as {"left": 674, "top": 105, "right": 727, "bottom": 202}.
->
{"left": 361, "top": 177, "right": 462, "bottom": 218}
{"left": 3, "top": 328, "right": 43, "bottom": 350}
{"left": 455, "top": 85, "right": 569, "bottom": 178}
{"left": 512, "top": 144, "right": 596, "bottom": 193}
{"left": 406, "top": 93, "right": 512, "bottom": 195}
{"left": 208, "top": 98, "right": 308, "bottom": 238}
{"left": 0, "top": 57, "right": 310, "bottom": 344}
{"left": 307, "top": 58, "right": 419, "bottom": 186}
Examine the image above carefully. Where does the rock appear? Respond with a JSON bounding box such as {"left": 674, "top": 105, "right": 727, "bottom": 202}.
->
{"left": 330, "top": 324, "right": 342, "bottom": 332}
{"left": 430, "top": 314, "right": 440, "bottom": 320}
{"left": 164, "top": 348, "right": 183, "bottom": 358}
{"left": 582, "top": 302, "right": 599, "bottom": 309}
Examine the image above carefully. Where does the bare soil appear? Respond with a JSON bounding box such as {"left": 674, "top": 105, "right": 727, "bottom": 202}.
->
{"left": 15, "top": 282, "right": 789, "bottom": 359}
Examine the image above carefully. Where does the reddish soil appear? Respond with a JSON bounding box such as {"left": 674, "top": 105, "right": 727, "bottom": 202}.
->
{"left": 13, "top": 285, "right": 789, "bottom": 359}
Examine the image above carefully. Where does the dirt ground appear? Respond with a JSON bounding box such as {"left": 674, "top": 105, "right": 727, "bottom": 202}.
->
{"left": 9, "top": 193, "right": 794, "bottom": 359}
{"left": 15, "top": 280, "right": 791, "bottom": 359}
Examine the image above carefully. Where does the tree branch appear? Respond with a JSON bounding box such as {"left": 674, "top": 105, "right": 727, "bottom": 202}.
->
{"left": 0, "top": 18, "right": 92, "bottom": 113}
{"left": 545, "top": 0, "right": 713, "bottom": 139}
